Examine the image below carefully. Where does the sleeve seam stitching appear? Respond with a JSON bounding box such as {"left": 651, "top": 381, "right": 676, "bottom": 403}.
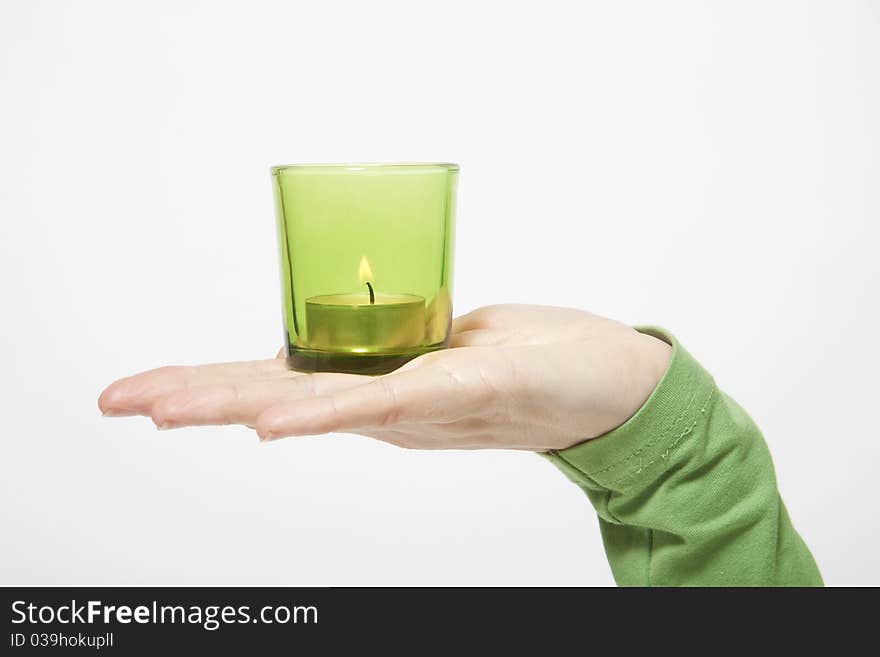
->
{"left": 550, "top": 450, "right": 603, "bottom": 488}
{"left": 609, "top": 388, "right": 715, "bottom": 487}
{"left": 585, "top": 388, "right": 700, "bottom": 477}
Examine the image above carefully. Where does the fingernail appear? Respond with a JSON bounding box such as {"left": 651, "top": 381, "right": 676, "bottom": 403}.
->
{"left": 155, "top": 421, "right": 175, "bottom": 431}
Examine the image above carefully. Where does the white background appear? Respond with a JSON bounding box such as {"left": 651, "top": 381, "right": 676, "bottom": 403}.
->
{"left": 1, "top": 0, "right": 878, "bottom": 585}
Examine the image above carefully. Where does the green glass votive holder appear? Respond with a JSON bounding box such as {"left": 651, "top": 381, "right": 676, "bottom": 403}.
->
{"left": 272, "top": 163, "right": 458, "bottom": 375}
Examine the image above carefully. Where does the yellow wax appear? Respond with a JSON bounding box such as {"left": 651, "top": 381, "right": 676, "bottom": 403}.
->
{"left": 305, "top": 293, "right": 426, "bottom": 352}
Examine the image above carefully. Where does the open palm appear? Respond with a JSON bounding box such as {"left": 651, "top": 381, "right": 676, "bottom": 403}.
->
{"left": 99, "top": 305, "right": 670, "bottom": 451}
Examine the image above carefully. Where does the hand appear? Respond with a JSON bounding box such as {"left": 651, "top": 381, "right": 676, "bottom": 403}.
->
{"left": 98, "top": 305, "right": 671, "bottom": 451}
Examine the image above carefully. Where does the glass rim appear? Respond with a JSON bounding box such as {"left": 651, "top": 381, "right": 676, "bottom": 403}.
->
{"left": 271, "top": 162, "right": 459, "bottom": 174}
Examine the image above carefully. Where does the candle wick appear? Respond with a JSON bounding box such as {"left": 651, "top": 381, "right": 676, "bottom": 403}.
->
{"left": 366, "top": 282, "right": 375, "bottom": 304}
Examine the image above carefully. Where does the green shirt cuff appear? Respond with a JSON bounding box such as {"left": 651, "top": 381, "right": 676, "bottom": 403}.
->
{"left": 542, "top": 327, "right": 716, "bottom": 494}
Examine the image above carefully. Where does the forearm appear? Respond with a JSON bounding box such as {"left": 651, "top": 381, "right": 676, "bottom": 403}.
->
{"left": 543, "top": 328, "right": 822, "bottom": 586}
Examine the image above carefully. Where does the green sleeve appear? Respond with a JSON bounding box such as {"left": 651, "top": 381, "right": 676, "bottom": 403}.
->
{"left": 542, "top": 328, "right": 822, "bottom": 586}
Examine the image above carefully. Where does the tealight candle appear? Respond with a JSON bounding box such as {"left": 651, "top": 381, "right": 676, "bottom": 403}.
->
{"left": 305, "top": 257, "right": 426, "bottom": 351}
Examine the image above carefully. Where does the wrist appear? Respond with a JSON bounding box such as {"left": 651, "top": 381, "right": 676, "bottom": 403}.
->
{"left": 544, "top": 328, "right": 715, "bottom": 494}
{"left": 636, "top": 331, "right": 673, "bottom": 395}
{"left": 612, "top": 330, "right": 672, "bottom": 434}
{"left": 550, "top": 328, "right": 673, "bottom": 452}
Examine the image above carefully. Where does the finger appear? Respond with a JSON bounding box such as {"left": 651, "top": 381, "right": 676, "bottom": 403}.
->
{"left": 450, "top": 328, "right": 509, "bottom": 348}
{"left": 451, "top": 305, "right": 518, "bottom": 334}
{"left": 453, "top": 305, "right": 577, "bottom": 335}
{"left": 256, "top": 363, "right": 474, "bottom": 440}
{"left": 150, "top": 373, "right": 367, "bottom": 429}
{"left": 451, "top": 309, "right": 488, "bottom": 334}
{"left": 99, "top": 359, "right": 294, "bottom": 417}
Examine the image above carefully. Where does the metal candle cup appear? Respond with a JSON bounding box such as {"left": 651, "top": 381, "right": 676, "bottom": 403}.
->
{"left": 305, "top": 293, "right": 426, "bottom": 351}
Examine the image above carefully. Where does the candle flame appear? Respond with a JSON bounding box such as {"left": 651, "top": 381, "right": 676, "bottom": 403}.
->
{"left": 358, "top": 255, "right": 374, "bottom": 284}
